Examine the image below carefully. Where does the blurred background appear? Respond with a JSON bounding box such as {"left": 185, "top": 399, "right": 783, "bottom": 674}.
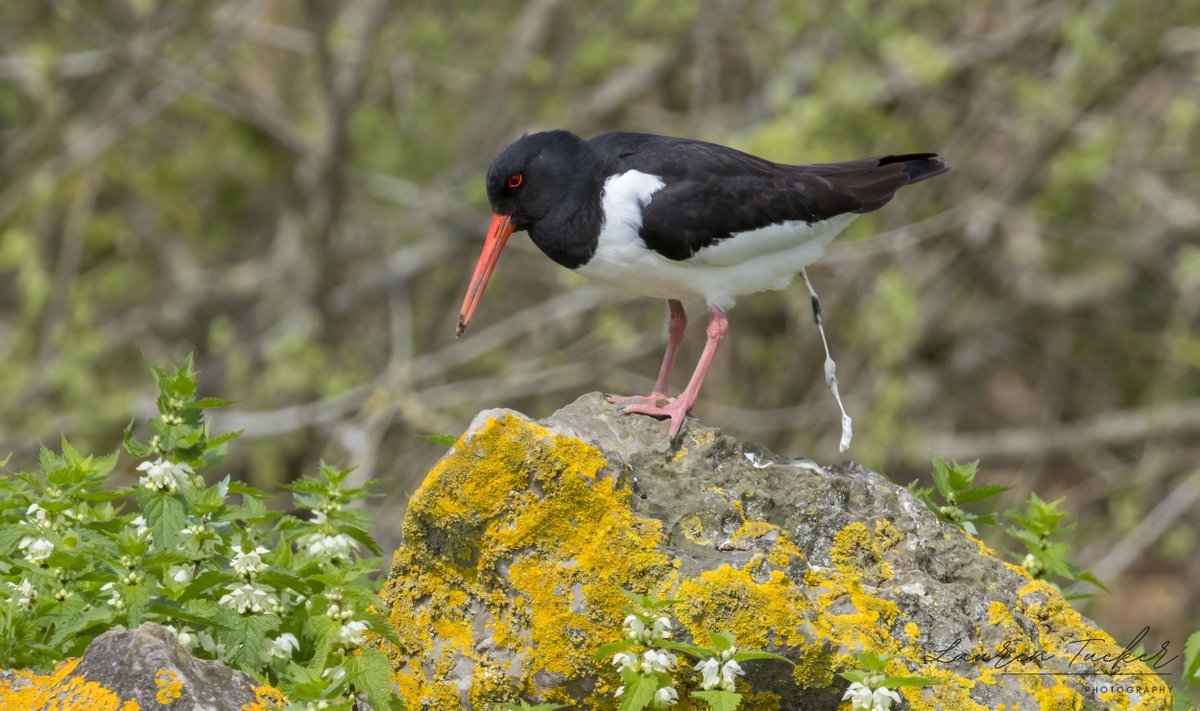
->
{"left": 1, "top": 0, "right": 1197, "bottom": 686}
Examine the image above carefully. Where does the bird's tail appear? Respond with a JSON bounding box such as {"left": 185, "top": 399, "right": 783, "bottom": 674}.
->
{"left": 876, "top": 153, "right": 951, "bottom": 184}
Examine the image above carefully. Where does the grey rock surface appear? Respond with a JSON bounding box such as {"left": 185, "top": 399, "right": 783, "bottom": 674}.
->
{"left": 381, "top": 393, "right": 1172, "bottom": 710}
{"left": 0, "top": 622, "right": 283, "bottom": 710}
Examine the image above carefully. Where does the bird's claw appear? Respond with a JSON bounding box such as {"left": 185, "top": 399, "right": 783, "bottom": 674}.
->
{"left": 620, "top": 397, "right": 693, "bottom": 441}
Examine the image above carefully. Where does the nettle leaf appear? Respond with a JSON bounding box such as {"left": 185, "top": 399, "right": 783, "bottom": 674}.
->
{"left": 0, "top": 452, "right": 10, "bottom": 469}
{"left": 857, "top": 652, "right": 892, "bottom": 672}
{"left": 706, "top": 630, "right": 735, "bottom": 652}
{"left": 137, "top": 489, "right": 186, "bottom": 549}
{"left": 308, "top": 616, "right": 339, "bottom": 671}
{"left": 731, "top": 649, "right": 793, "bottom": 665}
{"left": 617, "top": 671, "right": 658, "bottom": 711}
{"left": 189, "top": 397, "right": 236, "bottom": 410}
{"left": 183, "top": 570, "right": 237, "bottom": 600}
{"left": 360, "top": 609, "right": 404, "bottom": 650}
{"left": 226, "top": 612, "right": 280, "bottom": 672}
{"left": 593, "top": 637, "right": 638, "bottom": 660}
{"left": 1184, "top": 631, "right": 1200, "bottom": 686}
{"left": 955, "top": 483, "right": 1010, "bottom": 504}
{"left": 929, "top": 457, "right": 953, "bottom": 497}
{"left": 344, "top": 647, "right": 396, "bottom": 710}
{"left": 149, "top": 599, "right": 224, "bottom": 629}
{"left": 658, "top": 640, "right": 710, "bottom": 660}
{"left": 839, "top": 670, "right": 868, "bottom": 684}
{"left": 690, "top": 689, "right": 742, "bottom": 711}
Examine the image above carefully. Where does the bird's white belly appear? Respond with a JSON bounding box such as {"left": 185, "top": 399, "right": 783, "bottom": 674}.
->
{"left": 577, "top": 207, "right": 858, "bottom": 308}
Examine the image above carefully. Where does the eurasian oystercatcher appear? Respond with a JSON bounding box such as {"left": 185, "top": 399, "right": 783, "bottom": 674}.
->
{"left": 457, "top": 130, "right": 949, "bottom": 446}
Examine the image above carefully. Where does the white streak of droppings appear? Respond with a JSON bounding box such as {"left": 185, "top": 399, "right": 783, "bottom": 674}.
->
{"left": 801, "top": 268, "right": 853, "bottom": 452}
{"left": 744, "top": 451, "right": 772, "bottom": 469}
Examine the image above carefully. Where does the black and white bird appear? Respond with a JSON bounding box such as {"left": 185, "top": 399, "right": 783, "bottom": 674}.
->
{"left": 457, "top": 130, "right": 949, "bottom": 445}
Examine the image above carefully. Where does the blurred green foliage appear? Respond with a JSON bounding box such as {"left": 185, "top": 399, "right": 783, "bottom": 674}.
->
{"left": 0, "top": 0, "right": 1197, "bottom": 682}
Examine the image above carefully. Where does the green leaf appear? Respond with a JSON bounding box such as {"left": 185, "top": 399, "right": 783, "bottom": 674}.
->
{"left": 419, "top": 434, "right": 459, "bottom": 447}
{"left": 617, "top": 672, "right": 658, "bottom": 711}
{"left": 148, "top": 599, "right": 228, "bottom": 629}
{"left": 657, "top": 640, "right": 711, "bottom": 659}
{"left": 730, "top": 649, "right": 793, "bottom": 665}
{"left": 225, "top": 612, "right": 279, "bottom": 672}
{"left": 706, "top": 630, "right": 735, "bottom": 652}
{"left": 345, "top": 647, "right": 397, "bottom": 711}
{"left": 839, "top": 670, "right": 868, "bottom": 684}
{"left": 857, "top": 651, "right": 892, "bottom": 672}
{"left": 690, "top": 690, "right": 742, "bottom": 711}
{"left": 0, "top": 452, "right": 10, "bottom": 469}
{"left": 189, "top": 397, "right": 236, "bottom": 409}
{"left": 140, "top": 492, "right": 187, "bottom": 550}
{"left": 592, "top": 637, "right": 638, "bottom": 660}
{"left": 1183, "top": 630, "right": 1200, "bottom": 686}
{"left": 954, "top": 483, "right": 1011, "bottom": 504}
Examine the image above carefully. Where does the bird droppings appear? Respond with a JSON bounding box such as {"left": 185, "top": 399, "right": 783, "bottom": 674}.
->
{"left": 378, "top": 401, "right": 1175, "bottom": 710}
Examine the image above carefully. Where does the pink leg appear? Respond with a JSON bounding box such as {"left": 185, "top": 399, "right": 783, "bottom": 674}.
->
{"left": 622, "top": 305, "right": 728, "bottom": 441}
{"left": 606, "top": 300, "right": 687, "bottom": 406}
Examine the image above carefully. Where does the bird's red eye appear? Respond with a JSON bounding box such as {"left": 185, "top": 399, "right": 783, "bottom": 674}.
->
{"left": 507, "top": 173, "right": 523, "bottom": 189}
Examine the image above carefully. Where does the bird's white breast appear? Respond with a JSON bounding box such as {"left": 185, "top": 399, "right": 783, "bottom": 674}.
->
{"left": 577, "top": 170, "right": 858, "bottom": 309}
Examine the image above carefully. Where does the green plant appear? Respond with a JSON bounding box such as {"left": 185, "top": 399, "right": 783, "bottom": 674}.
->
{"left": 838, "top": 652, "right": 938, "bottom": 710}
{"left": 909, "top": 456, "right": 1009, "bottom": 535}
{"left": 595, "top": 588, "right": 791, "bottom": 710}
{"left": 1005, "top": 493, "right": 1105, "bottom": 592}
{"left": 493, "top": 702, "right": 568, "bottom": 710}
{"left": 0, "top": 356, "right": 404, "bottom": 710}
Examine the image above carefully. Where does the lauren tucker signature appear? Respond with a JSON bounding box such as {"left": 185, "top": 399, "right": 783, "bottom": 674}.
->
{"left": 921, "top": 626, "right": 1177, "bottom": 676}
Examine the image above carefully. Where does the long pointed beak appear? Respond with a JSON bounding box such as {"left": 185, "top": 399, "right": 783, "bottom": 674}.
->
{"left": 457, "top": 213, "right": 515, "bottom": 337}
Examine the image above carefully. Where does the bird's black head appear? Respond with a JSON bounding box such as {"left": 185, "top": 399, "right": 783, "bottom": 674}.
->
{"left": 485, "top": 129, "right": 596, "bottom": 231}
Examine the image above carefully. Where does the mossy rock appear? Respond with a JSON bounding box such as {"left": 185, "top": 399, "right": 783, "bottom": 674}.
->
{"left": 378, "top": 393, "right": 1172, "bottom": 710}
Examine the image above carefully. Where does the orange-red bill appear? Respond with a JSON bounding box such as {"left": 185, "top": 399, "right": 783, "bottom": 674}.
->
{"left": 457, "top": 213, "right": 514, "bottom": 337}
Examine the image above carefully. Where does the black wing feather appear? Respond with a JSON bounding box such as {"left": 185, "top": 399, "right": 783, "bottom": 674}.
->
{"left": 589, "top": 132, "right": 949, "bottom": 261}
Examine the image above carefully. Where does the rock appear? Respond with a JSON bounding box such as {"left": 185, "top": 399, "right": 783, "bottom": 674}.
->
{"left": 0, "top": 622, "right": 286, "bottom": 710}
{"left": 379, "top": 393, "right": 1173, "bottom": 710}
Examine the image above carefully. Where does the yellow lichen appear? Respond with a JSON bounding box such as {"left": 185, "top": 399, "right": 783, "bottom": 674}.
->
{"left": 0, "top": 658, "right": 141, "bottom": 710}
{"left": 153, "top": 669, "right": 182, "bottom": 705}
{"left": 379, "top": 414, "right": 1174, "bottom": 710}
{"left": 380, "top": 414, "right": 676, "bottom": 709}
{"left": 241, "top": 684, "right": 289, "bottom": 711}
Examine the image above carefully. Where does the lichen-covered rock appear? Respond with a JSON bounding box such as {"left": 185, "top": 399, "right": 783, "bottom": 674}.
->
{"left": 379, "top": 393, "right": 1173, "bottom": 710}
{"left": 0, "top": 622, "right": 286, "bottom": 710}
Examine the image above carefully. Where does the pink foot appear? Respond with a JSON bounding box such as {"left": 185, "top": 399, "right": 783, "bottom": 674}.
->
{"left": 620, "top": 397, "right": 692, "bottom": 441}
{"left": 605, "top": 392, "right": 670, "bottom": 407}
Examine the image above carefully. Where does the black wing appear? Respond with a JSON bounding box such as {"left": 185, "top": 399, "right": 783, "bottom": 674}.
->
{"left": 589, "top": 132, "right": 948, "bottom": 261}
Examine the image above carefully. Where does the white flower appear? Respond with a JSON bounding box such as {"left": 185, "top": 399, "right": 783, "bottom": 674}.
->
{"left": 612, "top": 651, "right": 638, "bottom": 671}
{"left": 623, "top": 614, "right": 646, "bottom": 640}
{"left": 298, "top": 532, "right": 355, "bottom": 559}
{"left": 7, "top": 578, "right": 36, "bottom": 608}
{"left": 720, "top": 659, "right": 744, "bottom": 691}
{"left": 614, "top": 685, "right": 624, "bottom": 698}
{"left": 19, "top": 536, "right": 54, "bottom": 564}
{"left": 180, "top": 523, "right": 216, "bottom": 556}
{"left": 321, "top": 665, "right": 346, "bottom": 683}
{"left": 844, "top": 682, "right": 901, "bottom": 711}
{"left": 640, "top": 649, "right": 677, "bottom": 673}
{"left": 100, "top": 582, "right": 121, "bottom": 607}
{"left": 652, "top": 615, "right": 673, "bottom": 639}
{"left": 653, "top": 686, "right": 678, "bottom": 707}
{"left": 137, "top": 458, "right": 194, "bottom": 493}
{"left": 27, "top": 503, "right": 52, "bottom": 530}
{"left": 197, "top": 630, "right": 226, "bottom": 657}
{"left": 218, "top": 583, "right": 278, "bottom": 614}
{"left": 131, "top": 515, "right": 151, "bottom": 538}
{"left": 338, "top": 619, "right": 368, "bottom": 646}
{"left": 843, "top": 682, "right": 875, "bottom": 710}
{"left": 268, "top": 632, "right": 300, "bottom": 660}
{"left": 870, "top": 686, "right": 901, "bottom": 711}
{"left": 165, "top": 625, "right": 198, "bottom": 650}
{"left": 168, "top": 566, "right": 193, "bottom": 584}
{"left": 231, "top": 546, "right": 270, "bottom": 577}
{"left": 696, "top": 657, "right": 721, "bottom": 689}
